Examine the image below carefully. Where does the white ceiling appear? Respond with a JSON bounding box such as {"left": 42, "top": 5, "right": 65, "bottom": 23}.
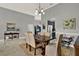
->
{"left": 0, "top": 3, "right": 58, "bottom": 16}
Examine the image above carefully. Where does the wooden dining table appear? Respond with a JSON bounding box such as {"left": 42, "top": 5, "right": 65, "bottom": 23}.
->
{"left": 35, "top": 32, "right": 51, "bottom": 55}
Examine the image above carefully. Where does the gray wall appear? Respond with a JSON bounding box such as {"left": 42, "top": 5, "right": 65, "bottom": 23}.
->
{"left": 0, "top": 7, "right": 34, "bottom": 39}
{"left": 42, "top": 3, "right": 79, "bottom": 34}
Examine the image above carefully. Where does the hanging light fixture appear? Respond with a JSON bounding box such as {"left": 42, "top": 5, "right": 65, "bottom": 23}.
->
{"left": 35, "top": 3, "right": 45, "bottom": 16}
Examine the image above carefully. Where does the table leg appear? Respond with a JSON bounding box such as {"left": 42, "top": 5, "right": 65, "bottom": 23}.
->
{"left": 41, "top": 47, "right": 45, "bottom": 56}
{"left": 41, "top": 43, "right": 46, "bottom": 56}
{"left": 29, "top": 45, "right": 32, "bottom": 51}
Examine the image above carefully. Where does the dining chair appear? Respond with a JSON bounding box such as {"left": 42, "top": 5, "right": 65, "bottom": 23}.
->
{"left": 44, "top": 32, "right": 50, "bottom": 37}
{"left": 45, "top": 33, "right": 62, "bottom": 56}
{"left": 44, "top": 32, "right": 50, "bottom": 45}
{"left": 38, "top": 32, "right": 50, "bottom": 41}
{"left": 28, "top": 32, "right": 42, "bottom": 55}
{"left": 57, "top": 34, "right": 63, "bottom": 56}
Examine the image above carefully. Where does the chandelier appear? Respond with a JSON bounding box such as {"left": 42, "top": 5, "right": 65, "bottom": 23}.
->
{"left": 35, "top": 3, "right": 45, "bottom": 16}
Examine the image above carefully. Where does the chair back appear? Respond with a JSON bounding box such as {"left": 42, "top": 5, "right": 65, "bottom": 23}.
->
{"left": 38, "top": 32, "right": 50, "bottom": 37}
{"left": 38, "top": 32, "right": 44, "bottom": 36}
{"left": 44, "top": 32, "right": 50, "bottom": 41}
{"left": 44, "top": 32, "right": 50, "bottom": 37}
{"left": 28, "top": 32, "right": 36, "bottom": 48}
{"left": 57, "top": 33, "right": 63, "bottom": 56}
{"left": 55, "top": 33, "right": 62, "bottom": 47}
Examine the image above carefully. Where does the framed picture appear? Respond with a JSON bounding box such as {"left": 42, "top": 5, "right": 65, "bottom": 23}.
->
{"left": 63, "top": 18, "right": 76, "bottom": 29}
{"left": 7, "top": 23, "right": 16, "bottom": 31}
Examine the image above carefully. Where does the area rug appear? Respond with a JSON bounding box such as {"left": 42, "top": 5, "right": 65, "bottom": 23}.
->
{"left": 19, "top": 43, "right": 42, "bottom": 56}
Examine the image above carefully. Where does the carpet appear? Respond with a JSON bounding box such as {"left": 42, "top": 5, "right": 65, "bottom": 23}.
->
{"left": 19, "top": 43, "right": 42, "bottom": 56}
{"left": 0, "top": 39, "right": 26, "bottom": 56}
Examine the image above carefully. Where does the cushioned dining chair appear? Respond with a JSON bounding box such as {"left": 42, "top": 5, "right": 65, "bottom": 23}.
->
{"left": 44, "top": 32, "right": 50, "bottom": 45}
{"left": 28, "top": 32, "right": 42, "bottom": 55}
{"left": 45, "top": 33, "right": 61, "bottom": 56}
{"left": 38, "top": 32, "right": 50, "bottom": 41}
{"left": 44, "top": 32, "right": 50, "bottom": 37}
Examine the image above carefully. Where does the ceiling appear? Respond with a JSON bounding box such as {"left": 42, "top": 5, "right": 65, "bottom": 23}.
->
{"left": 0, "top": 3, "right": 58, "bottom": 16}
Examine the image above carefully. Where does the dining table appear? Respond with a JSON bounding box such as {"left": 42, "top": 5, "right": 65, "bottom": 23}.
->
{"left": 35, "top": 32, "right": 52, "bottom": 55}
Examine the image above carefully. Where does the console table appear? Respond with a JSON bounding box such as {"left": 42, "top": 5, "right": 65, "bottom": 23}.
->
{"left": 4, "top": 32, "right": 19, "bottom": 40}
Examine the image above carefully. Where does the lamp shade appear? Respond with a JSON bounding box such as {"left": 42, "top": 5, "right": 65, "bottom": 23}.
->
{"left": 35, "top": 15, "right": 41, "bottom": 21}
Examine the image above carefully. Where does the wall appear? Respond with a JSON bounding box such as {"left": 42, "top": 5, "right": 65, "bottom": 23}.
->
{"left": 42, "top": 3, "right": 79, "bottom": 34}
{"left": 0, "top": 7, "right": 35, "bottom": 39}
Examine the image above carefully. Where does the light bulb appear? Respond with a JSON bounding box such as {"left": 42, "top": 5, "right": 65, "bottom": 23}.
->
{"left": 41, "top": 9, "right": 44, "bottom": 12}
{"left": 35, "top": 9, "right": 38, "bottom": 12}
{"left": 43, "top": 12, "right": 45, "bottom": 14}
